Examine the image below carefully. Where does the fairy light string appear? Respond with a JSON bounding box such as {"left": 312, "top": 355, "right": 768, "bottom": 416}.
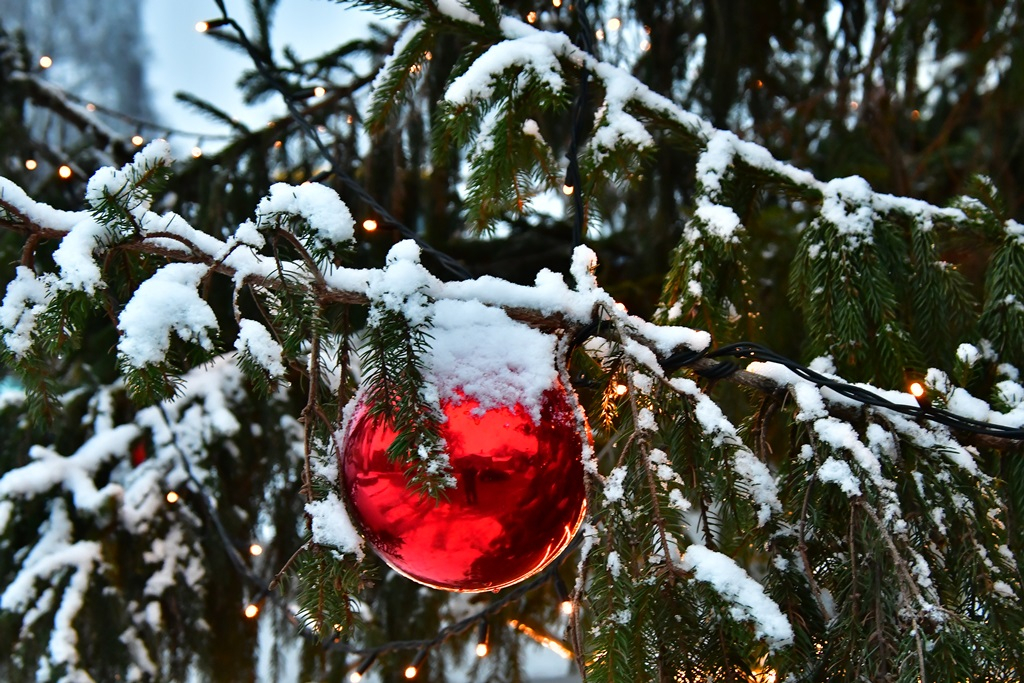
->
{"left": 565, "top": 0, "right": 595, "bottom": 249}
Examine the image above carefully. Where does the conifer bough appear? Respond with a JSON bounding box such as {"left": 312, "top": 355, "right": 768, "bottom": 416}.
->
{"left": 1, "top": 1, "right": 1023, "bottom": 682}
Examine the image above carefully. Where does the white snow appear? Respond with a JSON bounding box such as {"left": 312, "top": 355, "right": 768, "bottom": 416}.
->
{"left": 435, "top": 0, "right": 483, "bottom": 25}
{"left": 426, "top": 298, "right": 558, "bottom": 422}
{"left": 680, "top": 544, "right": 794, "bottom": 649}
{"left": 0, "top": 266, "right": 51, "bottom": 359}
{"left": 51, "top": 216, "right": 111, "bottom": 295}
{"left": 255, "top": 182, "right": 355, "bottom": 252}
{"left": 956, "top": 343, "right": 981, "bottom": 366}
{"left": 604, "top": 466, "right": 627, "bottom": 505}
{"left": 117, "top": 263, "right": 218, "bottom": 367}
{"left": 85, "top": 140, "right": 172, "bottom": 220}
{"left": 235, "top": 319, "right": 287, "bottom": 379}
{"left": 817, "top": 457, "right": 862, "bottom": 496}
{"left": 607, "top": 551, "right": 622, "bottom": 579}
{"left": 446, "top": 27, "right": 574, "bottom": 105}
{"left": 305, "top": 491, "right": 364, "bottom": 559}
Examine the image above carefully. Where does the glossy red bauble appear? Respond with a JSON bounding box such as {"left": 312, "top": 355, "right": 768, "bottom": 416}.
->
{"left": 341, "top": 386, "right": 588, "bottom": 592}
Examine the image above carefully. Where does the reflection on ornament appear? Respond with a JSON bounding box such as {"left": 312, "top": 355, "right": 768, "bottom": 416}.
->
{"left": 341, "top": 385, "right": 588, "bottom": 592}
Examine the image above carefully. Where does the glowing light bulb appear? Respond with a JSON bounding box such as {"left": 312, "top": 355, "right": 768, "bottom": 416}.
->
{"left": 39, "top": 55, "right": 53, "bottom": 69}
{"left": 560, "top": 600, "right": 573, "bottom": 615}
{"left": 607, "top": 17, "right": 621, "bottom": 31}
{"left": 243, "top": 603, "right": 259, "bottom": 618}
{"left": 640, "top": 40, "right": 651, "bottom": 51}
{"left": 909, "top": 382, "right": 925, "bottom": 398}
{"left": 363, "top": 219, "right": 378, "bottom": 232}
{"left": 475, "top": 642, "right": 488, "bottom": 657}
{"left": 86, "top": 103, "right": 96, "bottom": 112}
{"left": 25, "top": 159, "right": 37, "bottom": 171}
{"left": 562, "top": 184, "right": 575, "bottom": 196}
{"left": 166, "top": 491, "right": 180, "bottom": 504}
{"left": 404, "top": 665, "right": 418, "bottom": 679}
{"left": 595, "top": 28, "right": 605, "bottom": 40}
{"left": 191, "top": 146, "right": 203, "bottom": 158}
{"left": 314, "top": 86, "right": 327, "bottom": 97}
{"left": 552, "top": 0, "right": 562, "bottom": 7}
{"left": 249, "top": 543, "right": 263, "bottom": 556}
{"left": 58, "top": 165, "right": 72, "bottom": 179}
{"left": 614, "top": 384, "right": 628, "bottom": 397}
{"left": 131, "top": 135, "right": 145, "bottom": 146}
{"left": 526, "top": 11, "right": 537, "bottom": 23}
{"left": 349, "top": 673, "right": 362, "bottom": 683}
{"left": 850, "top": 101, "right": 859, "bottom": 111}
{"left": 195, "top": 21, "right": 210, "bottom": 32}
{"left": 424, "top": 51, "right": 432, "bottom": 61}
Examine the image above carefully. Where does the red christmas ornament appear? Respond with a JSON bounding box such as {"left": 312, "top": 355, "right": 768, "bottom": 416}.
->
{"left": 341, "top": 384, "right": 588, "bottom": 592}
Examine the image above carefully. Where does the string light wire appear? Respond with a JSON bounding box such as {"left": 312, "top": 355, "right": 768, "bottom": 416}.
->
{"left": 662, "top": 340, "right": 1024, "bottom": 440}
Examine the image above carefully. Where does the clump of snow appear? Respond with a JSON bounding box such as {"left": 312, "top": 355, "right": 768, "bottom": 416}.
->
{"left": 1005, "top": 219, "right": 1024, "bottom": 245}
{"left": 143, "top": 527, "right": 203, "bottom": 597}
{"left": 0, "top": 424, "right": 140, "bottom": 509}
{"left": 669, "top": 376, "right": 781, "bottom": 525}
{"left": 604, "top": 466, "right": 627, "bottom": 505}
{"left": 235, "top": 319, "right": 286, "bottom": 379}
{"left": 85, "top": 140, "right": 171, "bottom": 220}
{"left": 427, "top": 298, "right": 558, "bottom": 422}
{"left": 956, "top": 343, "right": 981, "bottom": 366}
{"left": 117, "top": 263, "right": 218, "bottom": 367}
{"left": 305, "top": 491, "right": 364, "bottom": 559}
{"left": 366, "top": 240, "right": 434, "bottom": 325}
{"left": 607, "top": 551, "right": 622, "bottom": 578}
{"left": 817, "top": 457, "right": 862, "bottom": 497}
{"left": 589, "top": 62, "right": 656, "bottom": 162}
{"left": 820, "top": 176, "right": 876, "bottom": 249}
{"left": 695, "top": 204, "right": 743, "bottom": 242}
{"left": 51, "top": 217, "right": 111, "bottom": 295}
{"left": 446, "top": 29, "right": 573, "bottom": 105}
{"left": 1, "top": 500, "right": 102, "bottom": 676}
{"left": 255, "top": 183, "right": 355, "bottom": 253}
{"left": 436, "top": 0, "right": 483, "bottom": 25}
{"left": 0, "top": 266, "right": 51, "bottom": 359}
{"left": 0, "top": 177, "right": 83, "bottom": 232}
{"left": 680, "top": 544, "right": 794, "bottom": 649}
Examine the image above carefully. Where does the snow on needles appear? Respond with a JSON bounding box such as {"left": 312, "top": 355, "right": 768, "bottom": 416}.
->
{"left": 305, "top": 492, "right": 364, "bottom": 559}
{"left": 235, "top": 318, "right": 287, "bottom": 379}
{"left": 680, "top": 544, "right": 794, "bottom": 649}
{"left": 427, "top": 298, "right": 558, "bottom": 421}
{"left": 118, "top": 263, "right": 218, "bottom": 368}
{"left": 0, "top": 266, "right": 49, "bottom": 359}
{"left": 255, "top": 182, "right": 355, "bottom": 253}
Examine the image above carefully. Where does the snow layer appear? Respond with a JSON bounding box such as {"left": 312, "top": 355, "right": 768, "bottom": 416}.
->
{"left": 255, "top": 182, "right": 354, "bottom": 253}
{"left": 426, "top": 298, "right": 558, "bottom": 421}
{"left": 117, "top": 263, "right": 218, "bottom": 367}
{"left": 235, "top": 318, "right": 287, "bottom": 379}
{"left": 0, "top": 266, "right": 50, "bottom": 359}
{"left": 305, "top": 491, "right": 364, "bottom": 559}
{"left": 680, "top": 544, "right": 794, "bottom": 649}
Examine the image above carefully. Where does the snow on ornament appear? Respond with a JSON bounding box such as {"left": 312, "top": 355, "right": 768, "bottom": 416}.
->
{"left": 340, "top": 298, "right": 589, "bottom": 592}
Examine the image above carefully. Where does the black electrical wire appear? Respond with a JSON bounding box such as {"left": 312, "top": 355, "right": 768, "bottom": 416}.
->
{"left": 565, "top": 0, "right": 595, "bottom": 250}
{"left": 662, "top": 340, "right": 1024, "bottom": 440}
